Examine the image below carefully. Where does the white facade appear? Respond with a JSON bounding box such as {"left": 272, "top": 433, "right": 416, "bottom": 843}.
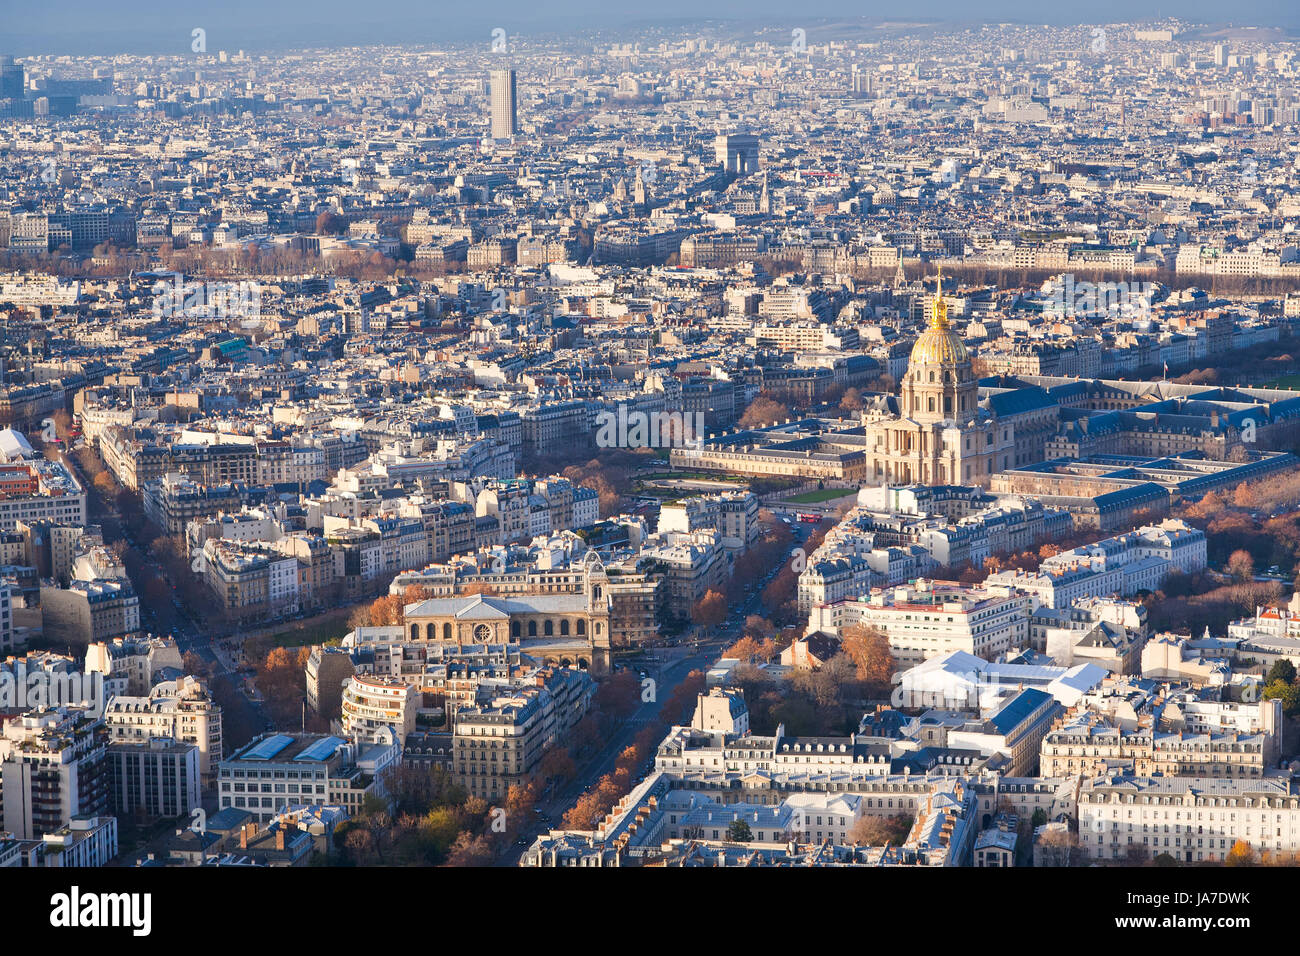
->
{"left": 809, "top": 582, "right": 1034, "bottom": 666}
{"left": 1079, "top": 776, "right": 1300, "bottom": 864}
{"left": 340, "top": 675, "right": 418, "bottom": 742}
{"left": 268, "top": 556, "right": 301, "bottom": 612}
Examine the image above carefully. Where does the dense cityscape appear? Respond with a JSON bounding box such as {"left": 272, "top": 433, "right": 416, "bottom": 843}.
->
{"left": 0, "top": 7, "right": 1297, "bottom": 911}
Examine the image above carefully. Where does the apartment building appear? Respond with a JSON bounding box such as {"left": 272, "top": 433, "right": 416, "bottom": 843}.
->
{"left": 520, "top": 401, "right": 588, "bottom": 458}
{"left": 1078, "top": 776, "right": 1300, "bottom": 864}
{"left": 201, "top": 537, "right": 301, "bottom": 620}
{"left": 1039, "top": 519, "right": 1206, "bottom": 582}
{"left": 254, "top": 440, "right": 327, "bottom": 487}
{"left": 106, "top": 738, "right": 202, "bottom": 820}
{"left": 1042, "top": 714, "right": 1272, "bottom": 779}
{"left": 340, "top": 674, "right": 419, "bottom": 743}
{"left": 750, "top": 323, "right": 858, "bottom": 351}
{"left": 83, "top": 635, "right": 183, "bottom": 696}
{"left": 100, "top": 428, "right": 259, "bottom": 491}
{"left": 40, "top": 577, "right": 141, "bottom": 647}
{"left": 0, "top": 580, "right": 13, "bottom": 654}
{"left": 638, "top": 530, "right": 728, "bottom": 615}
{"left": 186, "top": 508, "right": 282, "bottom": 555}
{"left": 808, "top": 581, "right": 1033, "bottom": 666}
{"left": 103, "top": 676, "right": 224, "bottom": 780}
{"left": 452, "top": 666, "right": 595, "bottom": 802}
{"left": 404, "top": 499, "right": 478, "bottom": 561}
{"left": 144, "top": 472, "right": 249, "bottom": 536}
{"left": 679, "top": 233, "right": 765, "bottom": 268}
{"left": 360, "top": 515, "right": 429, "bottom": 576}
{"left": 0, "top": 708, "right": 108, "bottom": 840}
{"left": 0, "top": 459, "right": 85, "bottom": 529}
{"left": 306, "top": 645, "right": 357, "bottom": 719}
{"left": 984, "top": 564, "right": 1126, "bottom": 610}
{"left": 658, "top": 491, "right": 760, "bottom": 555}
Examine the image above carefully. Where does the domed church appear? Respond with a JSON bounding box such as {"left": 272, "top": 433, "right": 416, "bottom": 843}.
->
{"left": 859, "top": 269, "right": 1016, "bottom": 486}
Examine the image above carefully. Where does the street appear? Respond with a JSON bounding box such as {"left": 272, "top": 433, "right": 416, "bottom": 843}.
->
{"left": 500, "top": 519, "right": 809, "bottom": 863}
{"left": 57, "top": 446, "right": 273, "bottom": 746}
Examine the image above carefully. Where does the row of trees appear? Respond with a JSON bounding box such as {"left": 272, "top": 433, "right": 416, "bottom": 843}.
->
{"left": 560, "top": 669, "right": 707, "bottom": 831}
{"left": 1165, "top": 333, "right": 1300, "bottom": 390}
{"left": 687, "top": 509, "right": 809, "bottom": 629}
{"left": 759, "top": 517, "right": 832, "bottom": 626}
{"left": 254, "top": 645, "right": 321, "bottom": 729}
{"left": 948, "top": 516, "right": 1167, "bottom": 584}
{"left": 1181, "top": 483, "right": 1300, "bottom": 579}
{"left": 345, "top": 583, "right": 445, "bottom": 632}
{"left": 557, "top": 450, "right": 650, "bottom": 518}
{"left": 0, "top": 237, "right": 460, "bottom": 284}
{"left": 1142, "top": 578, "right": 1283, "bottom": 637}
{"left": 335, "top": 665, "right": 711, "bottom": 861}
{"left": 1035, "top": 829, "right": 1284, "bottom": 867}
{"left": 1143, "top": 476, "right": 1300, "bottom": 637}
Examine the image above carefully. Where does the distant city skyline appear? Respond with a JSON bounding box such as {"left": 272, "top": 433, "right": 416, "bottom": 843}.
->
{"left": 3, "top": 2, "right": 1300, "bottom": 56}
{"left": 5, "top": 0, "right": 1300, "bottom": 887}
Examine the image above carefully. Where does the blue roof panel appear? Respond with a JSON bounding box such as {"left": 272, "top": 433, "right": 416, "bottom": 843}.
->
{"left": 294, "top": 736, "right": 346, "bottom": 763}
{"left": 241, "top": 734, "right": 295, "bottom": 761}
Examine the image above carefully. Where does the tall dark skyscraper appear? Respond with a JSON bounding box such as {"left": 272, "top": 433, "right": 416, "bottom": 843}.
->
{"left": 0, "top": 56, "right": 26, "bottom": 99}
{"left": 489, "top": 68, "right": 517, "bottom": 140}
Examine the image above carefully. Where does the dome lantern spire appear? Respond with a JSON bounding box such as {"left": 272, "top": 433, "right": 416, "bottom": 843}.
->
{"left": 903, "top": 262, "right": 976, "bottom": 424}
{"left": 931, "top": 265, "right": 949, "bottom": 331}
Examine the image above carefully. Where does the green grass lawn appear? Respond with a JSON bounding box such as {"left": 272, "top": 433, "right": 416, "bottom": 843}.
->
{"left": 638, "top": 471, "right": 747, "bottom": 482}
{"left": 782, "top": 488, "right": 855, "bottom": 504}
{"left": 245, "top": 607, "right": 353, "bottom": 651}
{"left": 1259, "top": 373, "right": 1300, "bottom": 389}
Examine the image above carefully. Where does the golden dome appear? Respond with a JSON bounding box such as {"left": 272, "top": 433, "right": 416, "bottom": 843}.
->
{"left": 909, "top": 268, "right": 968, "bottom": 366}
{"left": 910, "top": 321, "right": 969, "bottom": 366}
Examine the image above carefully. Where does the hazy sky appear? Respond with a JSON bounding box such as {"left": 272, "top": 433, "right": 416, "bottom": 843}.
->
{"left": 3, "top": 1, "right": 1298, "bottom": 56}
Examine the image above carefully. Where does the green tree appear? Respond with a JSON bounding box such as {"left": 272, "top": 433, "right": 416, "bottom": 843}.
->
{"left": 726, "top": 819, "right": 753, "bottom": 843}
{"left": 1267, "top": 659, "right": 1297, "bottom": 686}
{"left": 1263, "top": 679, "right": 1300, "bottom": 716}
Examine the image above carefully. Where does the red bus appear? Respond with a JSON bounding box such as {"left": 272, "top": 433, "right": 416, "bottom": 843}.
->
{"left": 796, "top": 512, "right": 821, "bottom": 523}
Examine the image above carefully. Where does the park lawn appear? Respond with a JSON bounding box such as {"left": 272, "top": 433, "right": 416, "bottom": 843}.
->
{"left": 782, "top": 488, "right": 855, "bottom": 504}
{"left": 1260, "top": 373, "right": 1300, "bottom": 389}
{"left": 245, "top": 607, "right": 353, "bottom": 652}
{"left": 638, "top": 471, "right": 747, "bottom": 482}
